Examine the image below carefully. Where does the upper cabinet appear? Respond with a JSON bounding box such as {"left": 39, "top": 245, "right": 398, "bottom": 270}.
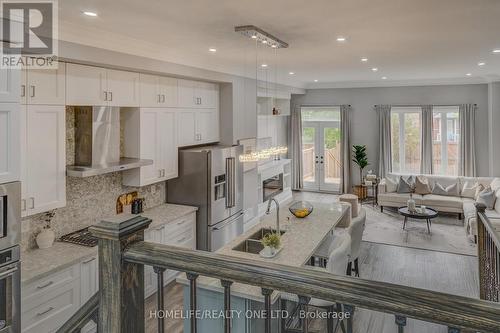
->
{"left": 177, "top": 108, "right": 219, "bottom": 147}
{"left": 140, "top": 74, "right": 178, "bottom": 107}
{"left": 21, "top": 63, "right": 66, "bottom": 105}
{"left": 178, "top": 79, "right": 218, "bottom": 108}
{"left": 66, "top": 63, "right": 139, "bottom": 107}
{"left": 0, "top": 67, "right": 20, "bottom": 103}
{"left": 0, "top": 103, "right": 20, "bottom": 183}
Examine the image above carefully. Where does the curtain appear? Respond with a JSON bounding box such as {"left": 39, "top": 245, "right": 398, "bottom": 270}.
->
{"left": 290, "top": 105, "right": 303, "bottom": 189}
{"left": 459, "top": 104, "right": 476, "bottom": 177}
{"left": 420, "top": 105, "right": 433, "bottom": 174}
{"left": 340, "top": 105, "right": 352, "bottom": 193}
{"left": 377, "top": 105, "right": 392, "bottom": 178}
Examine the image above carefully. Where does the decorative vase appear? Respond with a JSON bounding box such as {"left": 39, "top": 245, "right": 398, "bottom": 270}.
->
{"left": 36, "top": 228, "right": 55, "bottom": 249}
{"left": 407, "top": 193, "right": 416, "bottom": 212}
{"left": 262, "top": 246, "right": 276, "bottom": 257}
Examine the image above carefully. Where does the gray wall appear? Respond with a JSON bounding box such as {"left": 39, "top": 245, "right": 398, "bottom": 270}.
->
{"left": 489, "top": 82, "right": 500, "bottom": 176}
{"left": 291, "top": 84, "right": 490, "bottom": 184}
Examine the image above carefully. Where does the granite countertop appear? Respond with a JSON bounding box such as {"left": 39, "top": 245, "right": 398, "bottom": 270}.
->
{"left": 21, "top": 203, "right": 198, "bottom": 286}
{"left": 177, "top": 201, "right": 348, "bottom": 303}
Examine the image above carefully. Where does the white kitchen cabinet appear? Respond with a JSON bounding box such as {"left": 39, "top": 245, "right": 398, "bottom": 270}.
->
{"left": 106, "top": 69, "right": 140, "bottom": 107}
{"left": 122, "top": 108, "right": 178, "bottom": 187}
{"left": 140, "top": 74, "right": 178, "bottom": 107}
{"left": 21, "top": 105, "right": 66, "bottom": 216}
{"left": 177, "top": 108, "right": 219, "bottom": 147}
{"left": 0, "top": 103, "right": 20, "bottom": 183}
{"left": 22, "top": 63, "right": 66, "bottom": 105}
{"left": 0, "top": 67, "right": 20, "bottom": 103}
{"left": 177, "top": 109, "right": 197, "bottom": 146}
{"left": 178, "top": 79, "right": 218, "bottom": 108}
{"left": 66, "top": 63, "right": 139, "bottom": 107}
{"left": 80, "top": 256, "right": 98, "bottom": 333}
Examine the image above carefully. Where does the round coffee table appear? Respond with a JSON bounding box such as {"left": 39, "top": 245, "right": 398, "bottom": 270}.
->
{"left": 398, "top": 206, "right": 438, "bottom": 234}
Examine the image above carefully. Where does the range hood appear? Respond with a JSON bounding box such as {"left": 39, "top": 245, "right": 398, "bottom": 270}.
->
{"left": 66, "top": 106, "right": 152, "bottom": 177}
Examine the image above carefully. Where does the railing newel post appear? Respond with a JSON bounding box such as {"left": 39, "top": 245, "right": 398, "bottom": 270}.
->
{"left": 154, "top": 266, "right": 167, "bottom": 333}
{"left": 221, "top": 280, "right": 233, "bottom": 333}
{"left": 395, "top": 315, "right": 407, "bottom": 333}
{"left": 261, "top": 288, "right": 274, "bottom": 333}
{"left": 186, "top": 272, "right": 199, "bottom": 333}
{"left": 298, "top": 295, "right": 311, "bottom": 333}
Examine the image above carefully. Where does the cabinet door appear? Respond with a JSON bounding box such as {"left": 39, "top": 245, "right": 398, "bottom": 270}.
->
{"left": 159, "top": 76, "right": 178, "bottom": 107}
{"left": 159, "top": 110, "right": 178, "bottom": 179}
{"left": 25, "top": 105, "right": 66, "bottom": 216}
{"left": 66, "top": 64, "right": 107, "bottom": 106}
{"left": 139, "top": 73, "right": 160, "bottom": 108}
{"left": 177, "top": 79, "right": 197, "bottom": 108}
{"left": 196, "top": 109, "right": 219, "bottom": 144}
{"left": 197, "top": 82, "right": 217, "bottom": 108}
{"left": 80, "top": 256, "right": 98, "bottom": 305}
{"left": 0, "top": 103, "right": 20, "bottom": 183}
{"left": 107, "top": 69, "right": 140, "bottom": 107}
{"left": 177, "top": 110, "right": 197, "bottom": 146}
{"left": 0, "top": 67, "right": 20, "bottom": 103}
{"left": 139, "top": 109, "right": 163, "bottom": 184}
{"left": 26, "top": 62, "right": 66, "bottom": 105}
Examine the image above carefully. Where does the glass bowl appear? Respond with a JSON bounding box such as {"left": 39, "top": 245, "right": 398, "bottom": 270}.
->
{"left": 289, "top": 201, "right": 313, "bottom": 218}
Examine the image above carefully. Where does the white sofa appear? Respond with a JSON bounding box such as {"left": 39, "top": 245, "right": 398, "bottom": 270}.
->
{"left": 378, "top": 173, "right": 500, "bottom": 242}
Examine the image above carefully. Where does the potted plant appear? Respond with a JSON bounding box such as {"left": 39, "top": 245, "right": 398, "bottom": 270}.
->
{"left": 36, "top": 210, "right": 56, "bottom": 249}
{"left": 260, "top": 232, "right": 281, "bottom": 257}
{"left": 352, "top": 145, "right": 369, "bottom": 185}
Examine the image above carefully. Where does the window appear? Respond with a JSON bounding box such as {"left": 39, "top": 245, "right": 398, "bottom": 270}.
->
{"left": 390, "top": 107, "right": 422, "bottom": 174}
{"left": 432, "top": 106, "right": 460, "bottom": 175}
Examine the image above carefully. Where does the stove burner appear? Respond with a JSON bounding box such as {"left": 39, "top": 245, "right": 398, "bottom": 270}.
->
{"left": 60, "top": 227, "right": 98, "bottom": 247}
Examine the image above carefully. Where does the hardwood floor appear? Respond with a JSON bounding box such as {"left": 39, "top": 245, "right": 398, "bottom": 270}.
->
{"left": 145, "top": 282, "right": 184, "bottom": 333}
{"left": 145, "top": 191, "right": 479, "bottom": 333}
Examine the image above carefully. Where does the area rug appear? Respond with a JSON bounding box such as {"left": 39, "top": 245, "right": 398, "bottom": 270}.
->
{"left": 361, "top": 205, "right": 477, "bottom": 256}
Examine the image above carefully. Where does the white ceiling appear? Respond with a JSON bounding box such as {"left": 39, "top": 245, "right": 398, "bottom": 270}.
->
{"left": 59, "top": 0, "right": 500, "bottom": 88}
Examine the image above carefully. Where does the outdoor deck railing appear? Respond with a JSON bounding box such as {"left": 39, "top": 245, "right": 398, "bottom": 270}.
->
{"left": 59, "top": 212, "right": 500, "bottom": 333}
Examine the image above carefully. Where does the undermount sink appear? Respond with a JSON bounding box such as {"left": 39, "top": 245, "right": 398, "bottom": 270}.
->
{"left": 232, "top": 228, "right": 286, "bottom": 254}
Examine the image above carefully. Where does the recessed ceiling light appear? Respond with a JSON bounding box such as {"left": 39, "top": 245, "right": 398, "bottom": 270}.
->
{"left": 208, "top": 48, "right": 217, "bottom": 53}
{"left": 466, "top": 73, "right": 472, "bottom": 76}
{"left": 493, "top": 49, "right": 500, "bottom": 53}
{"left": 361, "top": 58, "right": 368, "bottom": 62}
{"left": 251, "top": 35, "right": 257, "bottom": 39}
{"left": 478, "top": 62, "right": 485, "bottom": 66}
{"left": 271, "top": 44, "right": 277, "bottom": 48}
{"left": 289, "top": 72, "right": 295, "bottom": 75}
{"left": 314, "top": 79, "right": 318, "bottom": 82}
{"left": 261, "top": 64, "right": 268, "bottom": 68}
{"left": 336, "top": 36, "right": 347, "bottom": 42}
{"left": 372, "top": 68, "right": 378, "bottom": 72}
{"left": 83, "top": 11, "right": 98, "bottom": 17}
{"left": 262, "top": 40, "right": 268, "bottom": 44}
{"left": 382, "top": 76, "right": 387, "bottom": 80}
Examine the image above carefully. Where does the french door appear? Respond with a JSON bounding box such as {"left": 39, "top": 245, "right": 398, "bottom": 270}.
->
{"left": 302, "top": 121, "right": 341, "bottom": 192}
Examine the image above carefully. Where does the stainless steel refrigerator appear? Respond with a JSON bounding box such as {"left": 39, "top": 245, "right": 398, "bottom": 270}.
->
{"left": 167, "top": 145, "right": 244, "bottom": 251}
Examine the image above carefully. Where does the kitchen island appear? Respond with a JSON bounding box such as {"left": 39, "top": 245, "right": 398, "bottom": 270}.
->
{"left": 177, "top": 201, "right": 349, "bottom": 333}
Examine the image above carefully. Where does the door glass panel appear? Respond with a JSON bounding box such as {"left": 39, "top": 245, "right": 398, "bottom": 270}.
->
{"left": 323, "top": 127, "right": 341, "bottom": 186}
{"left": 302, "top": 127, "right": 315, "bottom": 184}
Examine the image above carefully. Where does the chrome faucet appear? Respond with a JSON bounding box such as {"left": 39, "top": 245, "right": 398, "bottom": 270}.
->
{"left": 265, "top": 198, "right": 280, "bottom": 235}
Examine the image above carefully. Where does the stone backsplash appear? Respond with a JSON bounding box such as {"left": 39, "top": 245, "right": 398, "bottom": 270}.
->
{"left": 21, "top": 107, "right": 166, "bottom": 251}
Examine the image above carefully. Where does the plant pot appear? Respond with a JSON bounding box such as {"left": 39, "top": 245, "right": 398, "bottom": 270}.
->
{"left": 261, "top": 246, "right": 276, "bottom": 257}
{"left": 36, "top": 228, "right": 55, "bottom": 249}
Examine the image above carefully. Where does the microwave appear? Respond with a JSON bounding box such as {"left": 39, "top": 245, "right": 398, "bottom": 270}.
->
{"left": 0, "top": 182, "right": 20, "bottom": 251}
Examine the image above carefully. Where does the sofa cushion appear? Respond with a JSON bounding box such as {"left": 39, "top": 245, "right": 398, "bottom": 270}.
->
{"left": 379, "top": 193, "right": 424, "bottom": 205}
{"left": 477, "top": 186, "right": 497, "bottom": 210}
{"left": 461, "top": 181, "right": 483, "bottom": 199}
{"left": 422, "top": 194, "right": 464, "bottom": 209}
{"left": 424, "top": 175, "right": 460, "bottom": 189}
{"left": 490, "top": 178, "right": 500, "bottom": 192}
{"left": 415, "top": 176, "right": 431, "bottom": 195}
{"left": 385, "top": 177, "right": 398, "bottom": 193}
{"left": 432, "top": 182, "right": 459, "bottom": 197}
{"left": 461, "top": 176, "right": 494, "bottom": 190}
{"left": 397, "top": 176, "right": 414, "bottom": 193}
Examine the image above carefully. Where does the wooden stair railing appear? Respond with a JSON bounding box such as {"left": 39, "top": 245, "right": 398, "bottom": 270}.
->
{"left": 476, "top": 203, "right": 500, "bottom": 303}
{"left": 59, "top": 213, "right": 500, "bottom": 333}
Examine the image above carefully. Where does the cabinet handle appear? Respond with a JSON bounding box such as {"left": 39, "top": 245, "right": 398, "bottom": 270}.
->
{"left": 162, "top": 169, "right": 166, "bottom": 177}
{"left": 21, "top": 85, "right": 26, "bottom": 97}
{"left": 177, "top": 220, "right": 187, "bottom": 226}
{"left": 104, "top": 91, "right": 108, "bottom": 101}
{"left": 157, "top": 94, "right": 161, "bottom": 103}
{"left": 36, "top": 280, "right": 54, "bottom": 289}
{"left": 155, "top": 225, "right": 166, "bottom": 231}
{"left": 162, "top": 94, "right": 166, "bottom": 103}
{"left": 37, "top": 307, "right": 54, "bottom": 316}
{"left": 21, "top": 199, "right": 26, "bottom": 211}
{"left": 30, "top": 85, "right": 35, "bottom": 97}
{"left": 82, "top": 257, "right": 96, "bottom": 264}
{"left": 176, "top": 236, "right": 187, "bottom": 243}
{"left": 109, "top": 91, "right": 113, "bottom": 101}
{"left": 30, "top": 197, "right": 35, "bottom": 209}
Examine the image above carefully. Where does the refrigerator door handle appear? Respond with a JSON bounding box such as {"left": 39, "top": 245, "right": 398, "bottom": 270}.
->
{"left": 225, "top": 157, "right": 236, "bottom": 208}
{"left": 212, "top": 211, "right": 244, "bottom": 230}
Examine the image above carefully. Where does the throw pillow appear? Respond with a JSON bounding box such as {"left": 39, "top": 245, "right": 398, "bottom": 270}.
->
{"left": 397, "top": 176, "right": 414, "bottom": 193}
{"left": 432, "top": 182, "right": 459, "bottom": 196}
{"left": 477, "top": 186, "right": 497, "bottom": 209}
{"left": 385, "top": 177, "right": 398, "bottom": 193}
{"left": 414, "top": 176, "right": 431, "bottom": 195}
{"left": 461, "top": 181, "right": 481, "bottom": 199}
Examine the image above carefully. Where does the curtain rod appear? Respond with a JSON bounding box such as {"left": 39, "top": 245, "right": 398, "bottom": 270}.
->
{"left": 373, "top": 103, "right": 477, "bottom": 107}
{"left": 301, "top": 104, "right": 352, "bottom": 107}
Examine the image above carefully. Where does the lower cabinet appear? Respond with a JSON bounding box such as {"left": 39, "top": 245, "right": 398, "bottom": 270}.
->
{"left": 144, "top": 212, "right": 197, "bottom": 298}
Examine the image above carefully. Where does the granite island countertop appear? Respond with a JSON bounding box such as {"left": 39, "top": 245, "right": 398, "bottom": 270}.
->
{"left": 21, "top": 203, "right": 198, "bottom": 286}
{"left": 177, "top": 201, "right": 349, "bottom": 303}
